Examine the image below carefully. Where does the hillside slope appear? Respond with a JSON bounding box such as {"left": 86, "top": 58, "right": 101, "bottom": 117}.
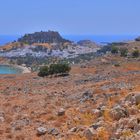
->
{"left": 0, "top": 55, "right": 140, "bottom": 139}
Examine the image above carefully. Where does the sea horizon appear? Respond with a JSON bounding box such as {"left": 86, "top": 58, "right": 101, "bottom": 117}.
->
{"left": 0, "top": 34, "right": 139, "bottom": 46}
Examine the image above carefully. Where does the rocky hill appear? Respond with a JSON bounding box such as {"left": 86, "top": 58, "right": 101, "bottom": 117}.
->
{"left": 0, "top": 32, "right": 100, "bottom": 66}
{"left": 0, "top": 54, "right": 140, "bottom": 139}
{"left": 77, "top": 40, "right": 98, "bottom": 48}
{"left": 0, "top": 36, "right": 140, "bottom": 139}
{"left": 18, "top": 31, "right": 71, "bottom": 44}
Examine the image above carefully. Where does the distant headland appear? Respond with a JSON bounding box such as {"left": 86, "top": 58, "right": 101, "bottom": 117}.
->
{"left": 18, "top": 31, "right": 71, "bottom": 44}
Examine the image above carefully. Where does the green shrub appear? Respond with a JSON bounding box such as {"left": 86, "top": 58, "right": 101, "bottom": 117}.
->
{"left": 120, "top": 47, "right": 128, "bottom": 57}
{"left": 111, "top": 46, "right": 119, "bottom": 54}
{"left": 49, "top": 63, "right": 71, "bottom": 75}
{"left": 132, "top": 50, "right": 139, "bottom": 58}
{"left": 38, "top": 66, "right": 49, "bottom": 77}
{"left": 114, "top": 63, "right": 120, "bottom": 67}
{"left": 38, "top": 63, "right": 71, "bottom": 77}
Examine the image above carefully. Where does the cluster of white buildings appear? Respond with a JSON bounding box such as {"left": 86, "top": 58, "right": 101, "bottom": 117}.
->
{"left": 0, "top": 43, "right": 100, "bottom": 59}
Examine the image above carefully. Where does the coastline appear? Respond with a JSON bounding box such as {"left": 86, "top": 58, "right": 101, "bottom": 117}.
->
{"left": 13, "top": 65, "right": 31, "bottom": 74}
{"left": 0, "top": 64, "right": 31, "bottom": 74}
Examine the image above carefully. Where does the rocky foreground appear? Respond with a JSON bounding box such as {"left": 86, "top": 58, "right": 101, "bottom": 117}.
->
{"left": 0, "top": 55, "right": 140, "bottom": 140}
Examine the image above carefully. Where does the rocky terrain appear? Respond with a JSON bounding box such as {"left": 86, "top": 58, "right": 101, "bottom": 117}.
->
{"left": 0, "top": 35, "right": 140, "bottom": 139}
{"left": 0, "top": 53, "right": 140, "bottom": 139}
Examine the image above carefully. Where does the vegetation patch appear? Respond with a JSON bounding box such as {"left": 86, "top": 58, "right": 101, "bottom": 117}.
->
{"left": 38, "top": 63, "right": 71, "bottom": 77}
{"left": 132, "top": 50, "right": 140, "bottom": 58}
{"left": 120, "top": 47, "right": 128, "bottom": 57}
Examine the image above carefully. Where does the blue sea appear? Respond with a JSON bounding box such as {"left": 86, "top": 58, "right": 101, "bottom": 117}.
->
{"left": 0, "top": 65, "right": 21, "bottom": 74}
{"left": 63, "top": 35, "right": 138, "bottom": 45}
{"left": 0, "top": 35, "right": 138, "bottom": 46}
{"left": 0, "top": 35, "right": 20, "bottom": 46}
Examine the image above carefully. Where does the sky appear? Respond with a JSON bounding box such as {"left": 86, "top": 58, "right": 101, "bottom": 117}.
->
{"left": 0, "top": 0, "right": 140, "bottom": 35}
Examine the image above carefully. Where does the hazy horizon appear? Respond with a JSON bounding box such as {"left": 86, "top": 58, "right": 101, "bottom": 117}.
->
{"left": 0, "top": 34, "right": 138, "bottom": 46}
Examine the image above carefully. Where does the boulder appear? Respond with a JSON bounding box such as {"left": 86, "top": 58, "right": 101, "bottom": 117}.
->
{"left": 80, "top": 91, "right": 93, "bottom": 102}
{"left": 69, "top": 127, "right": 77, "bottom": 133}
{"left": 92, "top": 109, "right": 102, "bottom": 118}
{"left": 48, "top": 128, "right": 59, "bottom": 135}
{"left": 125, "top": 93, "right": 135, "bottom": 104}
{"left": 135, "top": 94, "right": 140, "bottom": 105}
{"left": 83, "top": 128, "right": 97, "bottom": 140}
{"left": 127, "top": 117, "right": 137, "bottom": 129}
{"left": 37, "top": 127, "right": 47, "bottom": 135}
{"left": 57, "top": 108, "right": 65, "bottom": 116}
{"left": 137, "top": 130, "right": 140, "bottom": 136}
{"left": 0, "top": 117, "right": 4, "bottom": 122}
{"left": 125, "top": 92, "right": 140, "bottom": 105}
{"left": 90, "top": 121, "right": 103, "bottom": 130}
{"left": 114, "top": 128, "right": 123, "bottom": 139}
{"left": 0, "top": 111, "right": 5, "bottom": 123}
{"left": 134, "top": 124, "right": 140, "bottom": 132}
{"left": 110, "top": 105, "right": 129, "bottom": 121}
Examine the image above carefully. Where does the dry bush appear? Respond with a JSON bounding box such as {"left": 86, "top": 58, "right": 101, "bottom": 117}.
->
{"left": 97, "top": 127, "right": 110, "bottom": 140}
{"left": 122, "top": 130, "right": 134, "bottom": 138}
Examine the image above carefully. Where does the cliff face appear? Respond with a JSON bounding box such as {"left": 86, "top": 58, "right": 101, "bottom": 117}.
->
{"left": 18, "top": 31, "right": 71, "bottom": 44}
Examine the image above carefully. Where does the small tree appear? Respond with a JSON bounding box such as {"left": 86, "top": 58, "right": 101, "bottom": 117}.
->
{"left": 49, "top": 63, "right": 71, "bottom": 75}
{"left": 38, "top": 66, "right": 49, "bottom": 77}
{"left": 61, "top": 63, "right": 71, "bottom": 74}
{"left": 38, "top": 63, "right": 71, "bottom": 77}
{"left": 132, "top": 50, "right": 139, "bottom": 58}
{"left": 49, "top": 64, "right": 57, "bottom": 75}
{"left": 111, "top": 46, "right": 119, "bottom": 54}
{"left": 120, "top": 47, "right": 128, "bottom": 57}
